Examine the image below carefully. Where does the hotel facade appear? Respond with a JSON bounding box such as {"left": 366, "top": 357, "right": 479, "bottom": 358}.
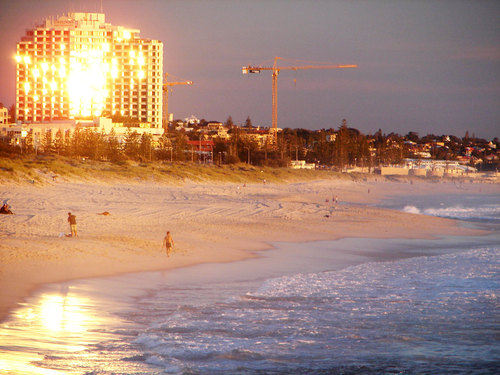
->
{"left": 15, "top": 12, "right": 163, "bottom": 128}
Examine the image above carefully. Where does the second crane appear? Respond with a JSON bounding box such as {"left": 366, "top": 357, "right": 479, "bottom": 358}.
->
{"left": 163, "top": 73, "right": 193, "bottom": 131}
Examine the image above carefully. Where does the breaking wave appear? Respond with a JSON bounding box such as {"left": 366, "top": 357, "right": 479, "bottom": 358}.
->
{"left": 403, "top": 203, "right": 500, "bottom": 222}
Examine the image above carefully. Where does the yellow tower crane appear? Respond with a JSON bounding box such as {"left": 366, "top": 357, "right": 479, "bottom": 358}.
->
{"left": 162, "top": 73, "right": 193, "bottom": 130}
{"left": 242, "top": 56, "right": 357, "bottom": 141}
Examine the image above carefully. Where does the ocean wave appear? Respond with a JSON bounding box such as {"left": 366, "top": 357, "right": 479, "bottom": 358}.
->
{"left": 403, "top": 205, "right": 421, "bottom": 214}
{"left": 131, "top": 247, "right": 500, "bottom": 374}
{"left": 254, "top": 247, "right": 500, "bottom": 299}
{"left": 404, "top": 204, "right": 500, "bottom": 221}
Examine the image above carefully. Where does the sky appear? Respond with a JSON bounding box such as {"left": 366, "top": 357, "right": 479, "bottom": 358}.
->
{"left": 0, "top": 0, "right": 499, "bottom": 139}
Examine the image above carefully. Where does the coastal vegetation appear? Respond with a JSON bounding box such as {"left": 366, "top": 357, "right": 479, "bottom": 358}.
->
{"left": 0, "top": 155, "right": 368, "bottom": 184}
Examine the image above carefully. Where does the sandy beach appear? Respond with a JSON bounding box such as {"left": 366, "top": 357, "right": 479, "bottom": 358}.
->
{"left": 0, "top": 176, "right": 496, "bottom": 322}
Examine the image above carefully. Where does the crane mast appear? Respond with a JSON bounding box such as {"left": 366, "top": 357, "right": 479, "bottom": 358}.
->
{"left": 243, "top": 56, "right": 357, "bottom": 141}
{"left": 162, "top": 73, "right": 193, "bottom": 131}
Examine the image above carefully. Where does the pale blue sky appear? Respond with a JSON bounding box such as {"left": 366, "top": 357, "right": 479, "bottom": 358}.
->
{"left": 1, "top": 0, "right": 499, "bottom": 138}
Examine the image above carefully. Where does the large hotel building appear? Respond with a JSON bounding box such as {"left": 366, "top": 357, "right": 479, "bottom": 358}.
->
{"left": 15, "top": 12, "right": 163, "bottom": 128}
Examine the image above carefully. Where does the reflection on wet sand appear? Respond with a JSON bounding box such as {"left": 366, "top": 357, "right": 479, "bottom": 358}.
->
{"left": 0, "top": 283, "right": 123, "bottom": 374}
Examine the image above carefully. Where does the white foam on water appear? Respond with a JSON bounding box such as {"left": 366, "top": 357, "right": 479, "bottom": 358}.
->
{"left": 403, "top": 205, "right": 421, "bottom": 214}
{"left": 403, "top": 201, "right": 500, "bottom": 222}
{"left": 423, "top": 204, "right": 500, "bottom": 221}
{"left": 132, "top": 247, "right": 500, "bottom": 374}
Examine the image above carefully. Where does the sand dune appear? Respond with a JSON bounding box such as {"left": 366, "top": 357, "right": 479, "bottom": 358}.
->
{"left": 0, "top": 177, "right": 496, "bottom": 321}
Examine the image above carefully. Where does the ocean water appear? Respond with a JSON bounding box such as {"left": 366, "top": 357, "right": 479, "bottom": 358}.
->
{"left": 381, "top": 192, "right": 500, "bottom": 225}
{"left": 1, "top": 192, "right": 499, "bottom": 374}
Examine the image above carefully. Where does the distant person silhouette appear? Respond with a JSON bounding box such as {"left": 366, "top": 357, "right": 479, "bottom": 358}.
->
{"left": 67, "top": 212, "right": 77, "bottom": 237}
{"left": 163, "top": 231, "right": 174, "bottom": 257}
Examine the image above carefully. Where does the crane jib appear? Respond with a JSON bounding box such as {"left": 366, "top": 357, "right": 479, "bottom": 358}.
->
{"left": 242, "top": 58, "right": 357, "bottom": 142}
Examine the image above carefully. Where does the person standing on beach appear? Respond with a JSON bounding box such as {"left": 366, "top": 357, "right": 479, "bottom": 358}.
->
{"left": 163, "top": 231, "right": 174, "bottom": 257}
{"left": 67, "top": 212, "right": 77, "bottom": 237}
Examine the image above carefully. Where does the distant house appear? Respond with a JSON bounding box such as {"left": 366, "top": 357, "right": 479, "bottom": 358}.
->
{"left": 185, "top": 139, "right": 215, "bottom": 163}
{"left": 186, "top": 139, "right": 215, "bottom": 153}
{"left": 204, "top": 122, "right": 230, "bottom": 140}
{"left": 206, "top": 121, "right": 223, "bottom": 131}
{"left": 184, "top": 115, "right": 200, "bottom": 125}
{"left": 290, "top": 160, "right": 316, "bottom": 169}
{"left": 326, "top": 133, "right": 336, "bottom": 142}
{"left": 401, "top": 158, "right": 477, "bottom": 177}
{"left": 0, "top": 107, "right": 8, "bottom": 125}
{"left": 241, "top": 128, "right": 274, "bottom": 147}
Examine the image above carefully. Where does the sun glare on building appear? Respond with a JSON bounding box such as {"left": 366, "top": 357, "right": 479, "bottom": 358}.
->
{"left": 15, "top": 12, "right": 163, "bottom": 127}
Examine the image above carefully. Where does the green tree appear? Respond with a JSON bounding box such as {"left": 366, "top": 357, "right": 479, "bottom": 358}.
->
{"left": 172, "top": 130, "right": 188, "bottom": 162}
{"left": 405, "top": 131, "right": 419, "bottom": 143}
{"left": 213, "top": 137, "right": 229, "bottom": 165}
{"left": 23, "top": 130, "right": 34, "bottom": 154}
{"left": 70, "top": 128, "right": 84, "bottom": 157}
{"left": 54, "top": 129, "right": 65, "bottom": 155}
{"left": 42, "top": 130, "right": 53, "bottom": 154}
{"left": 225, "top": 115, "right": 234, "bottom": 128}
{"left": 79, "top": 129, "right": 105, "bottom": 160}
{"left": 105, "top": 128, "right": 123, "bottom": 162}
{"left": 8, "top": 104, "right": 16, "bottom": 123}
{"left": 139, "top": 132, "right": 153, "bottom": 161}
{"left": 123, "top": 130, "right": 141, "bottom": 160}
{"left": 333, "top": 120, "right": 349, "bottom": 169}
{"left": 156, "top": 133, "right": 173, "bottom": 161}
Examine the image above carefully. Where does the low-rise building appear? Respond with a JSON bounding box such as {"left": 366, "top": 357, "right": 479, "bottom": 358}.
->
{"left": 290, "top": 160, "right": 316, "bottom": 169}
{"left": 0, "top": 107, "right": 8, "bottom": 124}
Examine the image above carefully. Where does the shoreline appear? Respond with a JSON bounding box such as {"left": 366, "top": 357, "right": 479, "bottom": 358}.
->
{"left": 1, "top": 177, "right": 497, "bottom": 322}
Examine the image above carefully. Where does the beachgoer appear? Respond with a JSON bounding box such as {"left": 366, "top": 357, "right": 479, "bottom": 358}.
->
{"left": 163, "top": 231, "right": 174, "bottom": 257}
{"left": 67, "top": 212, "right": 77, "bottom": 237}
{"left": 0, "top": 204, "right": 13, "bottom": 214}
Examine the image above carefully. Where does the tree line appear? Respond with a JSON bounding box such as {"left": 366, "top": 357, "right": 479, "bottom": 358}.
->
{"left": 2, "top": 118, "right": 498, "bottom": 170}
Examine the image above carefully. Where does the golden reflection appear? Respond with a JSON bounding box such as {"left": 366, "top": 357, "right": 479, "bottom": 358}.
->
{"left": 15, "top": 291, "right": 91, "bottom": 333}
{"left": 0, "top": 355, "right": 64, "bottom": 375}
{"left": 67, "top": 51, "right": 110, "bottom": 117}
{"left": 1, "top": 287, "right": 98, "bottom": 374}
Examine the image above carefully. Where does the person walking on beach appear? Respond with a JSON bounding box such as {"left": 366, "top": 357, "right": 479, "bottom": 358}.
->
{"left": 163, "top": 231, "right": 174, "bottom": 257}
{"left": 67, "top": 212, "right": 77, "bottom": 237}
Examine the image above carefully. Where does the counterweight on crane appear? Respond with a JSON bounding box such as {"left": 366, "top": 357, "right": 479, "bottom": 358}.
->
{"left": 162, "top": 73, "right": 193, "bottom": 131}
{"left": 242, "top": 57, "right": 357, "bottom": 141}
